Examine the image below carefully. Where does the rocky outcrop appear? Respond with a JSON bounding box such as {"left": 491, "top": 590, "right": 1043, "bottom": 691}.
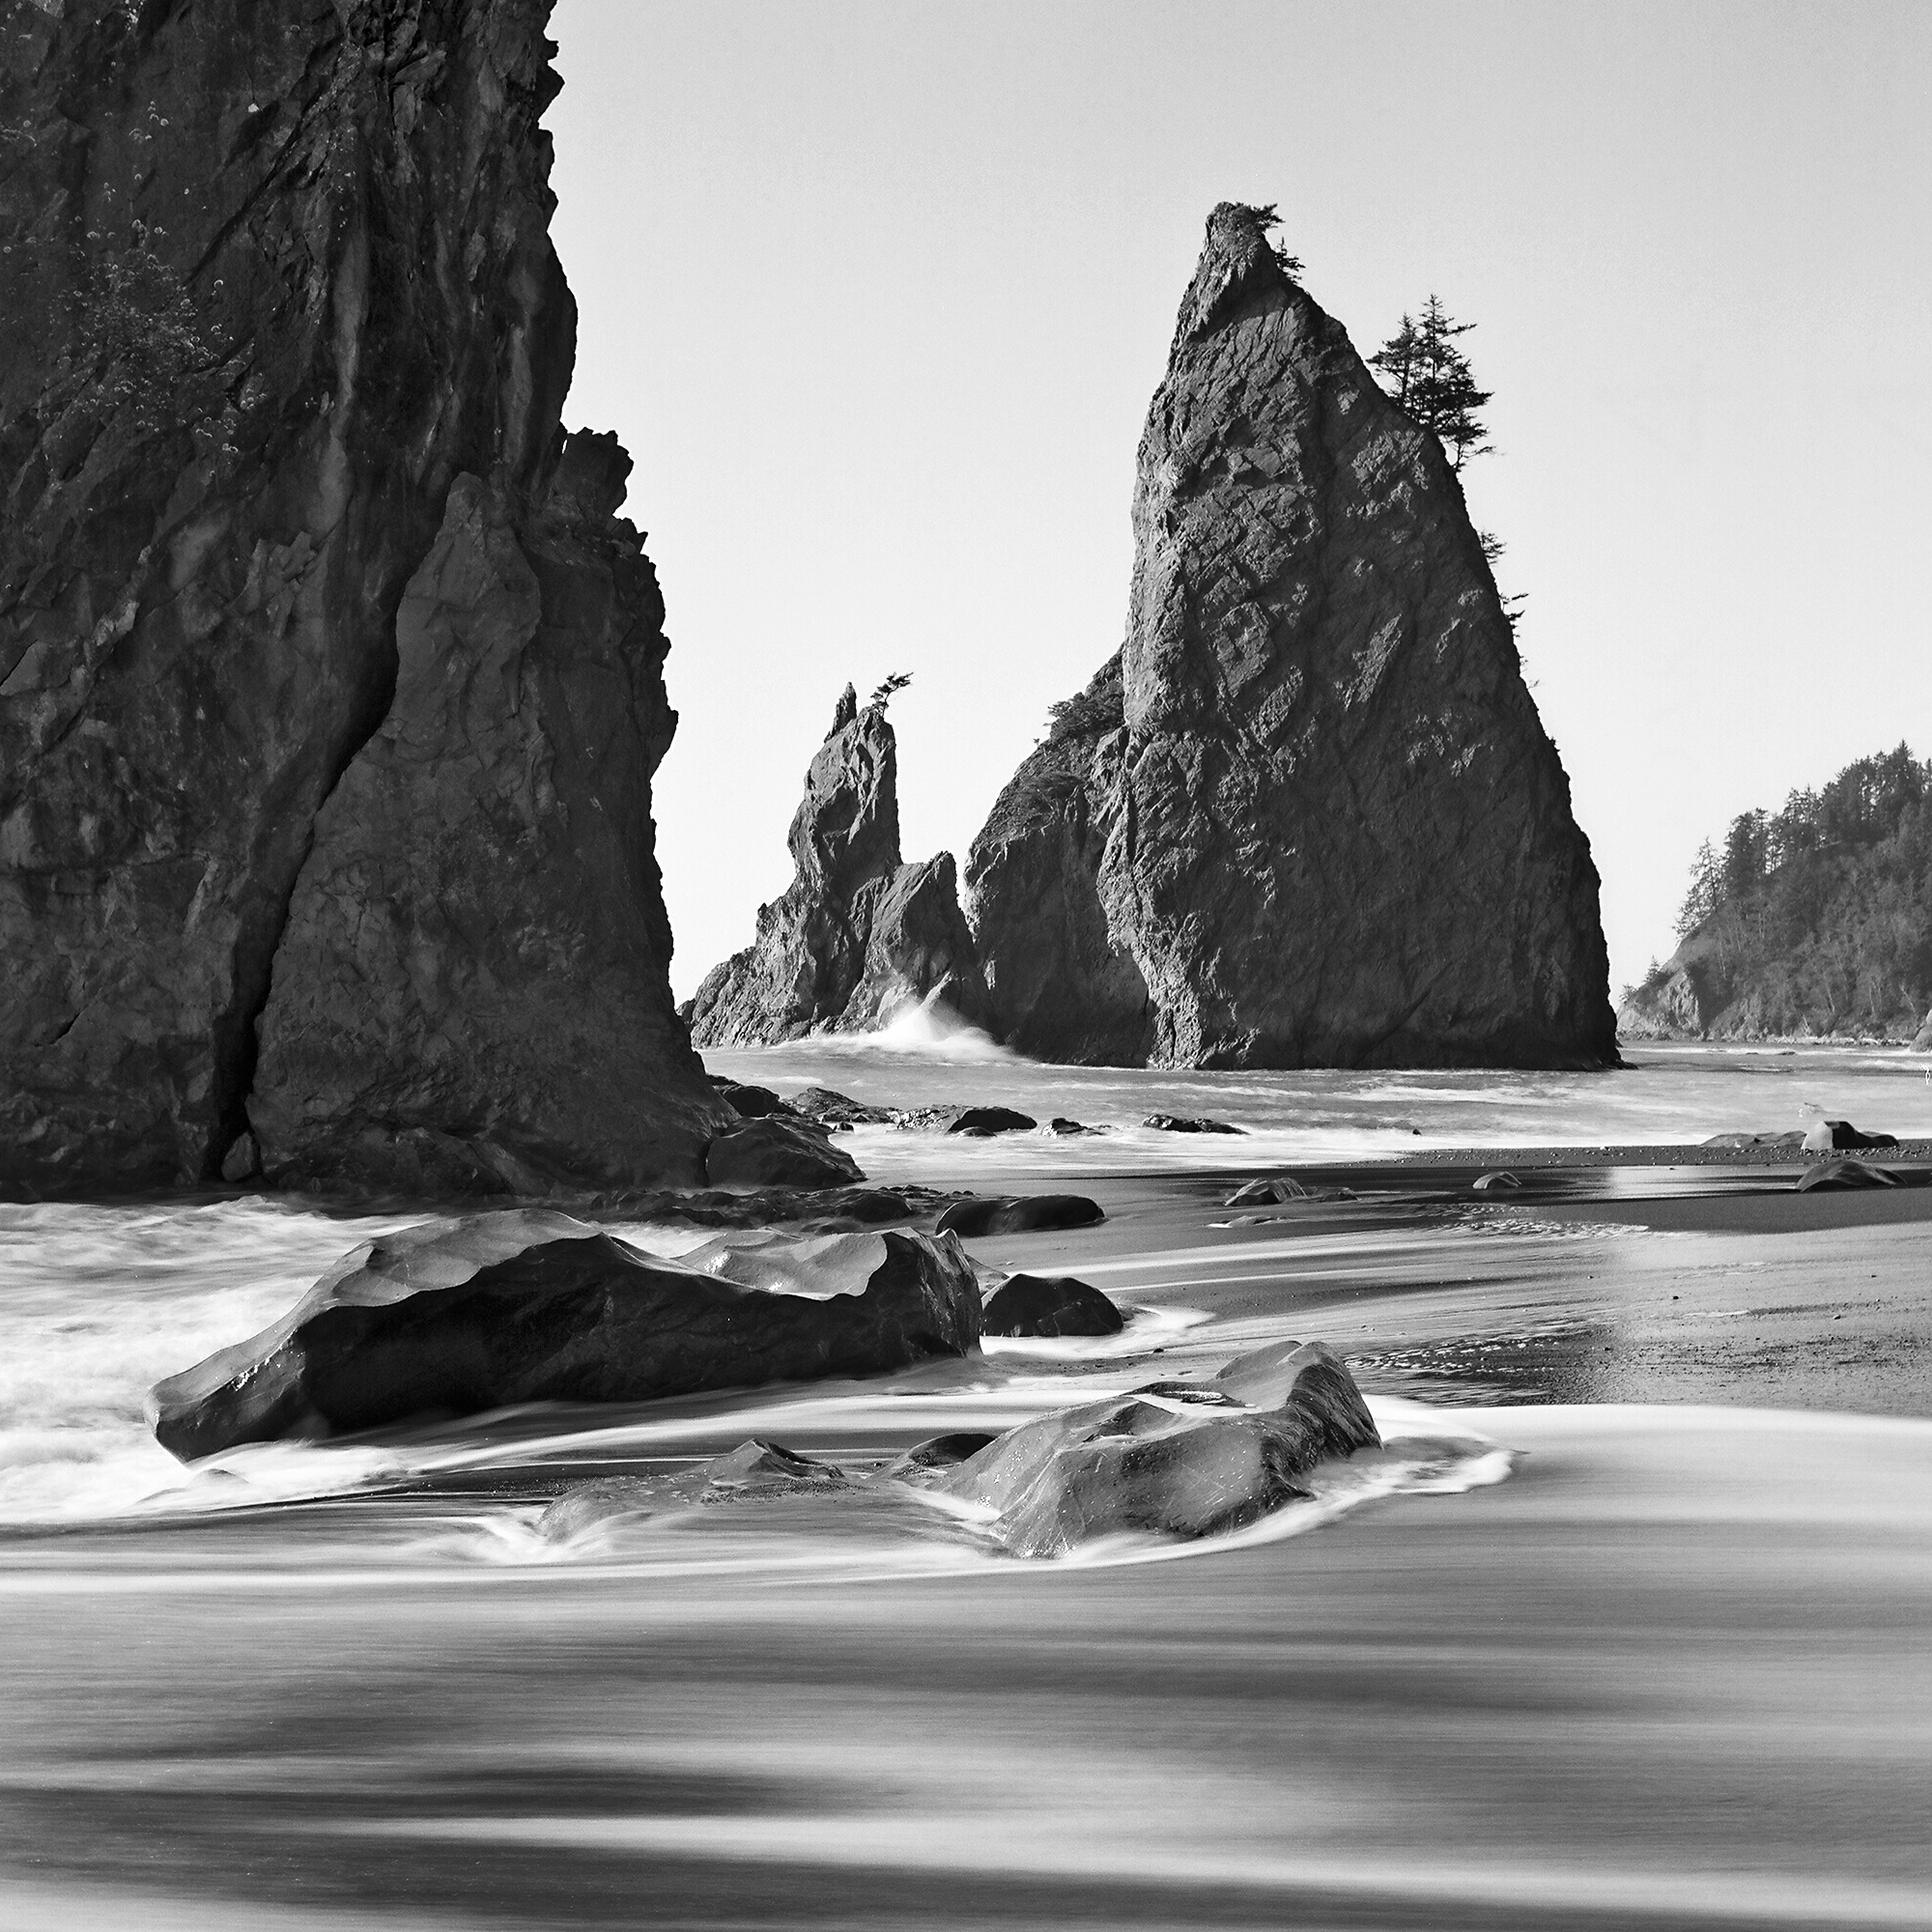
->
{"left": 149, "top": 1211, "right": 982, "bottom": 1460}
{"left": 0, "top": 0, "right": 723, "bottom": 1196}
{"left": 689, "top": 687, "right": 992, "bottom": 1043}
{"left": 967, "top": 204, "right": 1616, "bottom": 1070}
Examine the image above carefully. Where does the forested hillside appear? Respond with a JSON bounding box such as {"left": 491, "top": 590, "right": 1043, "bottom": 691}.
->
{"left": 1619, "top": 745, "right": 1932, "bottom": 1040}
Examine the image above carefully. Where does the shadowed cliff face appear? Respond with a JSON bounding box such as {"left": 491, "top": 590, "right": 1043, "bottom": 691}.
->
{"left": 970, "top": 203, "right": 1617, "bottom": 1071}
{"left": 0, "top": 0, "right": 724, "bottom": 1194}
{"left": 690, "top": 687, "right": 992, "bottom": 1045}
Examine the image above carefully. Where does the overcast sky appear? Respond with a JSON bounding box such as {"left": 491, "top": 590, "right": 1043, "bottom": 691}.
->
{"left": 548, "top": 0, "right": 1931, "bottom": 1006}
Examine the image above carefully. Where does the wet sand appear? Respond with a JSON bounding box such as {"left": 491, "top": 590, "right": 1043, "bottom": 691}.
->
{"left": 4, "top": 1152, "right": 1930, "bottom": 1928}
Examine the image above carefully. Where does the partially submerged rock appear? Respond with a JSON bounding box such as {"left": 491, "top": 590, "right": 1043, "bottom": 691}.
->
{"left": 704, "top": 1117, "right": 862, "bottom": 1190}
{"left": 947, "top": 1107, "right": 1038, "bottom": 1137}
{"left": 982, "top": 1273, "right": 1124, "bottom": 1338}
{"left": 935, "top": 1195, "right": 1106, "bottom": 1236}
{"left": 149, "top": 1213, "right": 981, "bottom": 1461}
{"left": 789, "top": 1086, "right": 896, "bottom": 1127}
{"left": 689, "top": 688, "right": 993, "bottom": 1044}
{"left": 1145, "top": 1115, "right": 1241, "bottom": 1135}
{"left": 923, "top": 1340, "right": 1379, "bottom": 1556}
{"left": 711, "top": 1081, "right": 799, "bottom": 1120}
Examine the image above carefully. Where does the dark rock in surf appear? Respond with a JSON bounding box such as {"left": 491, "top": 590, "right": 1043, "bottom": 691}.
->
{"left": 935, "top": 1194, "right": 1106, "bottom": 1236}
{"left": 712, "top": 1082, "right": 799, "bottom": 1120}
{"left": 790, "top": 1086, "right": 897, "bottom": 1127}
{"left": 1145, "top": 1114, "right": 1241, "bottom": 1134}
{"left": 688, "top": 687, "right": 993, "bottom": 1044}
{"left": 982, "top": 1273, "right": 1124, "bottom": 1339}
{"left": 947, "top": 1106, "right": 1038, "bottom": 1137}
{"left": 0, "top": 0, "right": 724, "bottom": 1195}
{"left": 149, "top": 1212, "right": 982, "bottom": 1461}
{"left": 966, "top": 204, "right": 1616, "bottom": 1072}
{"left": 704, "top": 1118, "right": 863, "bottom": 1191}
{"left": 925, "top": 1340, "right": 1378, "bottom": 1556}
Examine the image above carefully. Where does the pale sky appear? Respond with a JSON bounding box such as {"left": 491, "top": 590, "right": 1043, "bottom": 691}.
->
{"left": 547, "top": 0, "right": 1931, "bottom": 1008}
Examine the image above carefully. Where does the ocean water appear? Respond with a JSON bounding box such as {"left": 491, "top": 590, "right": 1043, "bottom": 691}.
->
{"left": 713, "top": 1016, "right": 1932, "bottom": 1179}
{"left": 4, "top": 1038, "right": 1930, "bottom": 1926}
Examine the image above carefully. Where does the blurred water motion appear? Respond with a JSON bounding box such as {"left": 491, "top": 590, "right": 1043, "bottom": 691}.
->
{"left": 5, "top": 1043, "right": 1932, "bottom": 1924}
{"left": 3, "top": 1407, "right": 1929, "bottom": 1929}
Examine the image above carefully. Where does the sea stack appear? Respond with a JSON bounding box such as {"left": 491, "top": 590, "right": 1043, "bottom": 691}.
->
{"left": 967, "top": 203, "right": 1617, "bottom": 1069}
{"left": 689, "top": 686, "right": 992, "bottom": 1044}
{"left": 0, "top": 0, "right": 725, "bottom": 1194}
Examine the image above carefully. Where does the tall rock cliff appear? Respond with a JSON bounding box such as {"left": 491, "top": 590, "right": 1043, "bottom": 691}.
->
{"left": 689, "top": 686, "right": 992, "bottom": 1045}
{"left": 968, "top": 203, "right": 1616, "bottom": 1070}
{"left": 0, "top": 0, "right": 724, "bottom": 1194}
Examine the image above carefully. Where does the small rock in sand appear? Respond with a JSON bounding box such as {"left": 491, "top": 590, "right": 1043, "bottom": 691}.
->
{"left": 1472, "top": 1171, "right": 1522, "bottom": 1191}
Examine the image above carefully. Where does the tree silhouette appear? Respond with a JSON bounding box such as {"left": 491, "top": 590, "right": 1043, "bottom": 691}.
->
{"left": 1371, "top": 295, "right": 1492, "bottom": 470}
{"left": 867, "top": 671, "right": 912, "bottom": 711}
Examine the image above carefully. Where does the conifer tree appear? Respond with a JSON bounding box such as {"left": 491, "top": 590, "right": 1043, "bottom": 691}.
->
{"left": 1371, "top": 295, "right": 1492, "bottom": 470}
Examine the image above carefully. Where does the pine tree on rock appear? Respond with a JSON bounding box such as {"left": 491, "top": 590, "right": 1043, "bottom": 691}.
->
{"left": 1371, "top": 295, "right": 1492, "bottom": 470}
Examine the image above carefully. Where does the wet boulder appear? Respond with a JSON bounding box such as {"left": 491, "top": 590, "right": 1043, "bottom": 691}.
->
{"left": 1144, "top": 1115, "right": 1242, "bottom": 1134}
{"left": 710, "top": 1081, "right": 798, "bottom": 1120}
{"left": 149, "top": 1213, "right": 981, "bottom": 1461}
{"left": 935, "top": 1194, "right": 1106, "bottom": 1236}
{"left": 1803, "top": 1119, "right": 1899, "bottom": 1153}
{"left": 789, "top": 1086, "right": 896, "bottom": 1127}
{"left": 947, "top": 1106, "right": 1038, "bottom": 1137}
{"left": 982, "top": 1273, "right": 1124, "bottom": 1338}
{"left": 882, "top": 1432, "right": 1000, "bottom": 1478}
{"left": 705, "top": 1117, "right": 863, "bottom": 1189}
{"left": 926, "top": 1340, "right": 1378, "bottom": 1556}
{"left": 1795, "top": 1158, "right": 1901, "bottom": 1192}
{"left": 1472, "top": 1171, "right": 1522, "bottom": 1191}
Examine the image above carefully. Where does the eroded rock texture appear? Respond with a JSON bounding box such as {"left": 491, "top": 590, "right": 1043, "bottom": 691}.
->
{"left": 0, "top": 0, "right": 723, "bottom": 1194}
{"left": 968, "top": 204, "right": 1616, "bottom": 1069}
{"left": 689, "top": 687, "right": 991, "bottom": 1043}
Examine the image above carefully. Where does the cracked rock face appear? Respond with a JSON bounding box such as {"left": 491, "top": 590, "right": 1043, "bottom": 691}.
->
{"left": 689, "top": 688, "right": 992, "bottom": 1045}
{"left": 0, "top": 0, "right": 723, "bottom": 1193}
{"left": 968, "top": 204, "right": 1616, "bottom": 1070}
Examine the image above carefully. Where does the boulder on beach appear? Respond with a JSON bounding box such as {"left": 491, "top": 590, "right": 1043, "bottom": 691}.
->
{"left": 704, "top": 1118, "right": 863, "bottom": 1190}
{"left": 964, "top": 203, "right": 1616, "bottom": 1072}
{"left": 1795, "top": 1159, "right": 1901, "bottom": 1192}
{"left": 688, "top": 687, "right": 993, "bottom": 1045}
{"left": 923, "top": 1340, "right": 1379, "bottom": 1556}
{"left": 982, "top": 1273, "right": 1124, "bottom": 1339}
{"left": 1145, "top": 1115, "right": 1242, "bottom": 1135}
{"left": 947, "top": 1107, "right": 1038, "bottom": 1137}
{"left": 536, "top": 1438, "right": 847, "bottom": 1542}
{"left": 935, "top": 1195, "right": 1107, "bottom": 1236}
{"left": 148, "top": 1213, "right": 981, "bottom": 1462}
{"left": 1472, "top": 1171, "right": 1522, "bottom": 1191}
